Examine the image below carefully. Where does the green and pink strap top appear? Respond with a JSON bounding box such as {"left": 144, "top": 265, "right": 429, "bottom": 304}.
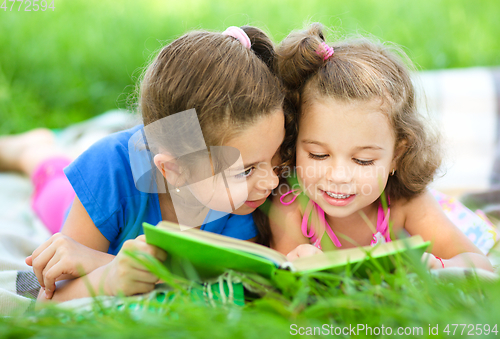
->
{"left": 280, "top": 189, "right": 392, "bottom": 249}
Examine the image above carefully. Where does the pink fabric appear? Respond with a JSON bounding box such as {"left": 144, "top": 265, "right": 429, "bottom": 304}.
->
{"left": 222, "top": 26, "right": 251, "bottom": 49}
{"left": 31, "top": 157, "right": 75, "bottom": 234}
{"left": 280, "top": 189, "right": 391, "bottom": 249}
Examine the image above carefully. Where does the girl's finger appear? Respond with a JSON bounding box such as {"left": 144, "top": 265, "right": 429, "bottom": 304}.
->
{"left": 31, "top": 245, "right": 59, "bottom": 288}
{"left": 138, "top": 242, "right": 167, "bottom": 261}
{"left": 152, "top": 246, "right": 167, "bottom": 262}
{"left": 133, "top": 270, "right": 160, "bottom": 284}
{"left": 122, "top": 281, "right": 156, "bottom": 296}
{"left": 286, "top": 249, "right": 299, "bottom": 261}
{"left": 421, "top": 253, "right": 434, "bottom": 268}
{"left": 135, "top": 235, "right": 146, "bottom": 242}
{"left": 31, "top": 234, "right": 59, "bottom": 261}
{"left": 40, "top": 287, "right": 51, "bottom": 300}
{"left": 42, "top": 259, "right": 69, "bottom": 297}
{"left": 123, "top": 255, "right": 163, "bottom": 274}
{"left": 125, "top": 241, "right": 166, "bottom": 262}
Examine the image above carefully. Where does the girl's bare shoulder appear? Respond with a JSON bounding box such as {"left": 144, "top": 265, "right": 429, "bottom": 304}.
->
{"left": 390, "top": 189, "right": 453, "bottom": 234}
{"left": 268, "top": 190, "right": 303, "bottom": 224}
{"left": 392, "top": 189, "right": 436, "bottom": 215}
{"left": 268, "top": 190, "right": 309, "bottom": 253}
{"left": 387, "top": 191, "right": 434, "bottom": 232}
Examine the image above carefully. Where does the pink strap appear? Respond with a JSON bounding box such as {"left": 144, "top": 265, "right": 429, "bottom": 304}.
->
{"left": 301, "top": 200, "right": 342, "bottom": 249}
{"left": 222, "top": 26, "right": 251, "bottom": 49}
{"left": 301, "top": 200, "right": 315, "bottom": 237}
{"left": 372, "top": 199, "right": 391, "bottom": 245}
{"left": 280, "top": 189, "right": 332, "bottom": 249}
{"left": 279, "top": 189, "right": 300, "bottom": 205}
{"left": 321, "top": 207, "right": 342, "bottom": 247}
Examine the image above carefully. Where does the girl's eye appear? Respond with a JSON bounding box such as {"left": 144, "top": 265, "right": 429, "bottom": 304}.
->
{"left": 234, "top": 167, "right": 254, "bottom": 179}
{"left": 308, "top": 153, "right": 329, "bottom": 160}
{"left": 353, "top": 158, "right": 374, "bottom": 166}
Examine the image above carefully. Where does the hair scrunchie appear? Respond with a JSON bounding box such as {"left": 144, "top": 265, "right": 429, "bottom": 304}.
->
{"left": 222, "top": 26, "right": 251, "bottom": 49}
{"left": 316, "top": 42, "right": 334, "bottom": 61}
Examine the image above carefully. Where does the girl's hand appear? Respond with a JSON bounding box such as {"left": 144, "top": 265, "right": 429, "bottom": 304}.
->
{"left": 286, "top": 244, "right": 323, "bottom": 261}
{"left": 26, "top": 233, "right": 114, "bottom": 299}
{"left": 422, "top": 252, "right": 445, "bottom": 270}
{"left": 102, "top": 235, "right": 167, "bottom": 297}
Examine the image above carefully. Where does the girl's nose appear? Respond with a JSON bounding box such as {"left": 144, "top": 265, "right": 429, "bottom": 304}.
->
{"left": 326, "top": 163, "right": 352, "bottom": 184}
{"left": 257, "top": 167, "right": 280, "bottom": 192}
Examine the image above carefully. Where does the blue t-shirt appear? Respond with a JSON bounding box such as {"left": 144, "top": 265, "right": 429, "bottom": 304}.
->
{"left": 64, "top": 125, "right": 258, "bottom": 255}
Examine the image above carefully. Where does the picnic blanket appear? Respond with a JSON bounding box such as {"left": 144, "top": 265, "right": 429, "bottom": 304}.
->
{"left": 0, "top": 110, "right": 138, "bottom": 315}
{"left": 0, "top": 172, "right": 49, "bottom": 315}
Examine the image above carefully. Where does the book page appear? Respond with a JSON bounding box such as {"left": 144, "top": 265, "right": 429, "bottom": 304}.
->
{"left": 289, "top": 236, "right": 427, "bottom": 273}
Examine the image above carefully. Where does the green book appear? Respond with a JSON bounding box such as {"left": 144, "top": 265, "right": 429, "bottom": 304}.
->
{"left": 143, "top": 221, "right": 430, "bottom": 281}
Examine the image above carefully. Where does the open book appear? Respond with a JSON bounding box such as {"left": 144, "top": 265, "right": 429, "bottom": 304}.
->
{"left": 143, "top": 221, "right": 430, "bottom": 280}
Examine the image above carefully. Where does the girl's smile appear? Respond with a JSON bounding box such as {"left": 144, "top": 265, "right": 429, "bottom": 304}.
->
{"left": 321, "top": 190, "right": 356, "bottom": 206}
{"left": 244, "top": 196, "right": 269, "bottom": 209}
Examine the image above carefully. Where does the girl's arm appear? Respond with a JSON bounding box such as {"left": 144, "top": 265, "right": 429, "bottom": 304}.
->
{"left": 268, "top": 195, "right": 310, "bottom": 255}
{"left": 27, "top": 195, "right": 115, "bottom": 299}
{"left": 401, "top": 189, "right": 494, "bottom": 271}
{"left": 61, "top": 195, "right": 111, "bottom": 251}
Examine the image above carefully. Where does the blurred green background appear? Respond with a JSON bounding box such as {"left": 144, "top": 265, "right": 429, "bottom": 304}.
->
{"left": 0, "top": 0, "right": 499, "bottom": 134}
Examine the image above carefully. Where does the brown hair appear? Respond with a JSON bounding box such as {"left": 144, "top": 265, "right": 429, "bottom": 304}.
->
{"left": 140, "top": 26, "right": 283, "bottom": 149}
{"left": 139, "top": 26, "right": 284, "bottom": 245}
{"left": 276, "top": 23, "right": 441, "bottom": 201}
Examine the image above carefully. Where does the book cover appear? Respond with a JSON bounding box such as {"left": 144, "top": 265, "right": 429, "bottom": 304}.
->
{"left": 143, "top": 221, "right": 430, "bottom": 281}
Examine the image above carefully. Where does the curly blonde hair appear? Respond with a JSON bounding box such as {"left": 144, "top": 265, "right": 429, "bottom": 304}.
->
{"left": 276, "top": 23, "right": 441, "bottom": 201}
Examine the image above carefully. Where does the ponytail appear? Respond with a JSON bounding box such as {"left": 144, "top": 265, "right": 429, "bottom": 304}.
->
{"left": 276, "top": 23, "right": 327, "bottom": 94}
{"left": 242, "top": 26, "right": 277, "bottom": 74}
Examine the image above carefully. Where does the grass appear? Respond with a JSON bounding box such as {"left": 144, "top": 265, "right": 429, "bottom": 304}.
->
{"left": 1, "top": 0, "right": 499, "bottom": 134}
{"left": 2, "top": 1, "right": 500, "bottom": 337}
{"left": 2, "top": 253, "right": 500, "bottom": 339}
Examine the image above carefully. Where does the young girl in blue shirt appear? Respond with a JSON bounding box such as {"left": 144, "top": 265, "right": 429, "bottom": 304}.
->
{"left": 0, "top": 26, "right": 287, "bottom": 301}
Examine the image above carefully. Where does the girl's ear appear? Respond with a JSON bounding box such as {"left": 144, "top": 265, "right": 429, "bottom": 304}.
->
{"left": 153, "top": 154, "right": 185, "bottom": 187}
{"left": 391, "top": 139, "right": 407, "bottom": 170}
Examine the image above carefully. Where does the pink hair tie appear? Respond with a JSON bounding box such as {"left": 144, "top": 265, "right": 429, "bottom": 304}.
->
{"left": 222, "top": 26, "right": 251, "bottom": 49}
{"left": 316, "top": 42, "right": 334, "bottom": 61}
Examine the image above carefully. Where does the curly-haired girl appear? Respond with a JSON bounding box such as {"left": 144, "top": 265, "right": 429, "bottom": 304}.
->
{"left": 0, "top": 26, "right": 286, "bottom": 301}
{"left": 271, "top": 23, "right": 493, "bottom": 271}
